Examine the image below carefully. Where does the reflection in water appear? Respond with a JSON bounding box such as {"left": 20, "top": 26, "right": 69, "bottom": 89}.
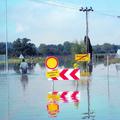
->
{"left": 46, "top": 78, "right": 81, "bottom": 118}
{"left": 13, "top": 64, "right": 21, "bottom": 73}
{"left": 82, "top": 78, "right": 95, "bottom": 119}
{"left": 116, "top": 64, "right": 120, "bottom": 72}
{"left": 20, "top": 74, "right": 28, "bottom": 91}
{"left": 80, "top": 60, "right": 95, "bottom": 119}
{"left": 47, "top": 80, "right": 60, "bottom": 118}
{"left": 107, "top": 65, "right": 110, "bottom": 100}
{"left": 47, "top": 99, "right": 59, "bottom": 118}
{"left": 88, "top": 62, "right": 93, "bottom": 75}
{"left": 47, "top": 92, "right": 60, "bottom": 118}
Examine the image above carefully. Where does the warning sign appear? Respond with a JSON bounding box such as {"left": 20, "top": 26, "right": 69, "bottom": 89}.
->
{"left": 75, "top": 54, "right": 90, "bottom": 62}
{"left": 45, "top": 56, "right": 58, "bottom": 69}
{"left": 46, "top": 70, "right": 59, "bottom": 78}
{"left": 73, "top": 63, "right": 79, "bottom": 68}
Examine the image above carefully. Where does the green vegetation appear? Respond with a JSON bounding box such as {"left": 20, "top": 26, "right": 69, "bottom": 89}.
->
{"left": 109, "top": 58, "right": 120, "bottom": 64}
{"left": 0, "top": 38, "right": 120, "bottom": 67}
{"left": 93, "top": 43, "right": 120, "bottom": 54}
{"left": 0, "top": 57, "right": 42, "bottom": 65}
{"left": 0, "top": 38, "right": 87, "bottom": 57}
{"left": 0, "top": 38, "right": 120, "bottom": 58}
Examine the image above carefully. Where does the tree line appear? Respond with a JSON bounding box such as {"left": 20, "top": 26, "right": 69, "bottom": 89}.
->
{"left": 0, "top": 38, "right": 120, "bottom": 57}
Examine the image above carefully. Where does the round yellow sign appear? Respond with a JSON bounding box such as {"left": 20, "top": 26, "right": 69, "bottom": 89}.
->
{"left": 73, "top": 63, "right": 79, "bottom": 68}
{"left": 45, "top": 56, "right": 58, "bottom": 69}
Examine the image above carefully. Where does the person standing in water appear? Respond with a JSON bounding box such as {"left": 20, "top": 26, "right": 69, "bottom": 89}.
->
{"left": 20, "top": 59, "right": 28, "bottom": 74}
{"left": 84, "top": 36, "right": 93, "bottom": 74}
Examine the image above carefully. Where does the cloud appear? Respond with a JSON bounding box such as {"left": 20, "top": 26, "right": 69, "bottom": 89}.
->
{"left": 3, "top": 0, "right": 120, "bottom": 46}
{"left": 16, "top": 23, "right": 25, "bottom": 33}
{"left": 8, "top": 0, "right": 83, "bottom": 45}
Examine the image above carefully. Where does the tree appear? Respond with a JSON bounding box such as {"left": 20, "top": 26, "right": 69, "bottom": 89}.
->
{"left": 0, "top": 42, "right": 6, "bottom": 54}
{"left": 38, "top": 44, "right": 47, "bottom": 56}
{"left": 57, "top": 44, "right": 64, "bottom": 55}
{"left": 0, "top": 42, "right": 13, "bottom": 56}
{"left": 63, "top": 41, "right": 71, "bottom": 55}
{"left": 71, "top": 40, "right": 86, "bottom": 55}
{"left": 12, "top": 38, "right": 37, "bottom": 57}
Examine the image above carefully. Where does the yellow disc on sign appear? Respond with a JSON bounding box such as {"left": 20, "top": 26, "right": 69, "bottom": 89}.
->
{"left": 47, "top": 103, "right": 59, "bottom": 111}
{"left": 45, "top": 56, "right": 58, "bottom": 69}
{"left": 73, "top": 63, "right": 79, "bottom": 68}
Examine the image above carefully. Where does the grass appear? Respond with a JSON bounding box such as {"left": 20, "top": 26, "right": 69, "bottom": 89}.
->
{"left": 0, "top": 57, "right": 44, "bottom": 65}
{"left": 109, "top": 58, "right": 120, "bottom": 64}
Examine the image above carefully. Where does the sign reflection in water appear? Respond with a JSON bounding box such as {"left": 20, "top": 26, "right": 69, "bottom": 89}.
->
{"left": 47, "top": 93, "right": 60, "bottom": 118}
{"left": 46, "top": 78, "right": 81, "bottom": 118}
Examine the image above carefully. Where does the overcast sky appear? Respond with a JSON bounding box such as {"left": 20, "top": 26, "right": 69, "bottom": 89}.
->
{"left": 0, "top": 0, "right": 120, "bottom": 46}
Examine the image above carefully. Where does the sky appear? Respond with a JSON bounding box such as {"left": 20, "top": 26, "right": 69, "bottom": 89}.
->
{"left": 0, "top": 0, "right": 120, "bottom": 46}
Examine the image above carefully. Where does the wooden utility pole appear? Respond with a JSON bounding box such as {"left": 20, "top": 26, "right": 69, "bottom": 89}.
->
{"left": 80, "top": 7, "right": 95, "bottom": 119}
{"left": 79, "top": 7, "right": 93, "bottom": 53}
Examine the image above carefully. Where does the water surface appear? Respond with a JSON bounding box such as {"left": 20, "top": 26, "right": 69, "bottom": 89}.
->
{"left": 0, "top": 63, "right": 120, "bottom": 120}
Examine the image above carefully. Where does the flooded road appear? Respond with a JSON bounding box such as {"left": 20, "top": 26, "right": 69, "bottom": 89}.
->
{"left": 0, "top": 63, "right": 120, "bottom": 120}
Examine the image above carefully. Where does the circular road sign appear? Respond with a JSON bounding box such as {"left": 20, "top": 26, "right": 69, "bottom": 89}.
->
{"left": 45, "top": 56, "right": 58, "bottom": 69}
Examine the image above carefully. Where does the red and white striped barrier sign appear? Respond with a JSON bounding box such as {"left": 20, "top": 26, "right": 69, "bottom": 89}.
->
{"left": 48, "top": 91, "right": 80, "bottom": 103}
{"left": 48, "top": 69, "right": 80, "bottom": 80}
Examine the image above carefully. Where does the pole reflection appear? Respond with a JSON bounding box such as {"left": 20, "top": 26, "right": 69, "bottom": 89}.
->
{"left": 47, "top": 80, "right": 60, "bottom": 118}
{"left": 82, "top": 77, "right": 95, "bottom": 119}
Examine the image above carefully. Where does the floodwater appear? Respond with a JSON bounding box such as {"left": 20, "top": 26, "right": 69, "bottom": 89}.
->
{"left": 0, "top": 63, "right": 120, "bottom": 120}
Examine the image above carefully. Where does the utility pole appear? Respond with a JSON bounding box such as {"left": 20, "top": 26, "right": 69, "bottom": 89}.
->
{"left": 80, "top": 7, "right": 95, "bottom": 119}
{"left": 79, "top": 7, "right": 93, "bottom": 53}
{"left": 5, "top": 0, "right": 8, "bottom": 74}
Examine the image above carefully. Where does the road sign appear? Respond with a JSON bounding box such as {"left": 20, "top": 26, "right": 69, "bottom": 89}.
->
{"left": 46, "top": 70, "right": 59, "bottom": 78}
{"left": 45, "top": 56, "right": 58, "bottom": 69}
{"left": 75, "top": 53, "right": 90, "bottom": 62}
{"left": 73, "top": 63, "right": 79, "bottom": 68}
{"left": 48, "top": 91, "right": 80, "bottom": 103}
{"left": 48, "top": 69, "right": 80, "bottom": 80}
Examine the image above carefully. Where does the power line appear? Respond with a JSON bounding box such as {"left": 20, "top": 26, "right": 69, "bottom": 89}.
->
{"left": 28, "top": 0, "right": 120, "bottom": 18}
{"left": 94, "top": 10, "right": 118, "bottom": 18}
{"left": 29, "top": 0, "right": 79, "bottom": 11}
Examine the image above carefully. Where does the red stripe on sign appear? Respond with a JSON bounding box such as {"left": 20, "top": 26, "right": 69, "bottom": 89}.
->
{"left": 70, "top": 69, "right": 79, "bottom": 80}
{"left": 60, "top": 69, "right": 69, "bottom": 80}
{"left": 60, "top": 91, "right": 68, "bottom": 103}
{"left": 52, "top": 91, "right": 58, "bottom": 95}
{"left": 71, "top": 91, "right": 79, "bottom": 102}
{"left": 76, "top": 54, "right": 88, "bottom": 61}
{"left": 52, "top": 77, "right": 58, "bottom": 80}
